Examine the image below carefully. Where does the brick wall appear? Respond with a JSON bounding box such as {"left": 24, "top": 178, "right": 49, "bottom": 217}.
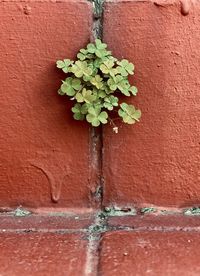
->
{"left": 0, "top": 0, "right": 199, "bottom": 210}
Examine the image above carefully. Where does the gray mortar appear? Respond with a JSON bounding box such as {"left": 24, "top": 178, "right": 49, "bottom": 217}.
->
{"left": 89, "top": 0, "right": 104, "bottom": 18}
{"left": 87, "top": 207, "right": 136, "bottom": 240}
{"left": 89, "top": 0, "right": 105, "bottom": 39}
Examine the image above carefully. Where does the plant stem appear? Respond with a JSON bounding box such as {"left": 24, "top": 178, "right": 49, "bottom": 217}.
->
{"left": 108, "top": 117, "right": 117, "bottom": 128}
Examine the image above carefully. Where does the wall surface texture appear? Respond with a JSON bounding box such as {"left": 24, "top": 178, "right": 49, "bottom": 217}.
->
{"left": 102, "top": 0, "right": 200, "bottom": 207}
{"left": 0, "top": 0, "right": 199, "bottom": 209}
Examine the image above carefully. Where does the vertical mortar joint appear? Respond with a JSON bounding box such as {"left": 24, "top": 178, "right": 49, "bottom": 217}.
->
{"left": 89, "top": 0, "right": 105, "bottom": 39}
{"left": 88, "top": 0, "right": 105, "bottom": 208}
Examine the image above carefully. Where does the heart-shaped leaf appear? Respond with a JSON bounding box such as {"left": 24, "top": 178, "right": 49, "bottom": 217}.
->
{"left": 71, "top": 61, "right": 93, "bottom": 78}
{"left": 118, "top": 103, "right": 141, "bottom": 124}
{"left": 60, "top": 77, "right": 82, "bottom": 96}
{"left": 71, "top": 103, "right": 87, "bottom": 120}
{"left": 117, "top": 59, "right": 134, "bottom": 76}
{"left": 95, "top": 39, "right": 107, "bottom": 50}
{"left": 86, "top": 107, "right": 108, "bottom": 127}
{"left": 107, "top": 75, "right": 130, "bottom": 95}
{"left": 56, "top": 59, "right": 73, "bottom": 73}
{"left": 100, "top": 60, "right": 114, "bottom": 74}
{"left": 91, "top": 75, "right": 103, "bottom": 89}
{"left": 129, "top": 86, "right": 138, "bottom": 96}
{"left": 87, "top": 43, "right": 96, "bottom": 54}
{"left": 103, "top": 95, "right": 118, "bottom": 110}
{"left": 75, "top": 88, "right": 97, "bottom": 104}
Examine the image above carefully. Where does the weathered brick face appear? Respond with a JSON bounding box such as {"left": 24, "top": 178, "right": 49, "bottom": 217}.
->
{"left": 0, "top": 1, "right": 93, "bottom": 208}
{"left": 102, "top": 0, "right": 200, "bottom": 207}
{"left": 0, "top": 0, "right": 199, "bottom": 209}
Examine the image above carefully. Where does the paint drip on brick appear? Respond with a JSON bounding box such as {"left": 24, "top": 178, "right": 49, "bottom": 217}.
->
{"left": 181, "top": 0, "right": 191, "bottom": 15}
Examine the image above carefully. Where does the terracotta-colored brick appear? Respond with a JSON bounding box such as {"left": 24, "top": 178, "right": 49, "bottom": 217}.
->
{"left": 0, "top": 1, "right": 93, "bottom": 208}
{"left": 108, "top": 214, "right": 200, "bottom": 231}
{"left": 102, "top": 0, "right": 200, "bottom": 207}
{"left": 0, "top": 233, "right": 87, "bottom": 276}
{"left": 0, "top": 213, "right": 95, "bottom": 231}
{"left": 99, "top": 231, "right": 200, "bottom": 276}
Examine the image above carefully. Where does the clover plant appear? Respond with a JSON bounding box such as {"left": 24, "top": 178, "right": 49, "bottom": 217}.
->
{"left": 56, "top": 39, "right": 141, "bottom": 132}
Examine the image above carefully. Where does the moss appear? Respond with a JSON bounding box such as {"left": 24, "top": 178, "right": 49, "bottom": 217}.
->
{"left": 140, "top": 207, "right": 157, "bottom": 214}
{"left": 103, "top": 206, "right": 137, "bottom": 217}
{"left": 184, "top": 207, "right": 200, "bottom": 216}
{"left": 13, "top": 207, "right": 31, "bottom": 217}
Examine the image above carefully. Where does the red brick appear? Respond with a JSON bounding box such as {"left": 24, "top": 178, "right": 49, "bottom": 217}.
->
{"left": 108, "top": 215, "right": 200, "bottom": 231}
{"left": 0, "top": 213, "right": 95, "bottom": 231}
{"left": 0, "top": 1, "right": 93, "bottom": 208}
{"left": 99, "top": 231, "right": 200, "bottom": 276}
{"left": 102, "top": 0, "right": 200, "bottom": 207}
{"left": 0, "top": 233, "right": 87, "bottom": 276}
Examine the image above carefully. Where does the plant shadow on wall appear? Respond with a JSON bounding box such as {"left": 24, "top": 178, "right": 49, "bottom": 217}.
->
{"left": 56, "top": 39, "right": 141, "bottom": 133}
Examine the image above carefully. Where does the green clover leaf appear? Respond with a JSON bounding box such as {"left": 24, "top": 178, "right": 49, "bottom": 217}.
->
{"left": 117, "top": 59, "right": 134, "bottom": 76}
{"left": 77, "top": 49, "right": 95, "bottom": 61}
{"left": 87, "top": 62, "right": 98, "bottom": 75}
{"left": 77, "top": 53, "right": 86, "bottom": 61}
{"left": 98, "top": 90, "right": 107, "bottom": 98}
{"left": 101, "top": 83, "right": 114, "bottom": 95}
{"left": 56, "top": 39, "right": 141, "bottom": 130}
{"left": 95, "top": 49, "right": 110, "bottom": 59}
{"left": 58, "top": 88, "right": 65, "bottom": 96}
{"left": 71, "top": 61, "right": 93, "bottom": 78}
{"left": 129, "top": 86, "right": 138, "bottom": 96}
{"left": 60, "top": 77, "right": 82, "bottom": 96}
{"left": 99, "top": 58, "right": 118, "bottom": 77}
{"left": 80, "top": 49, "right": 88, "bottom": 55}
{"left": 83, "top": 75, "right": 93, "bottom": 82}
{"left": 117, "top": 79, "right": 131, "bottom": 96}
{"left": 56, "top": 59, "right": 73, "bottom": 73}
{"left": 107, "top": 56, "right": 117, "bottom": 62}
{"left": 103, "top": 95, "right": 118, "bottom": 110}
{"left": 86, "top": 40, "right": 108, "bottom": 59}
{"left": 87, "top": 40, "right": 111, "bottom": 59}
{"left": 107, "top": 77, "right": 117, "bottom": 90}
{"left": 87, "top": 43, "right": 96, "bottom": 54}
{"left": 93, "top": 58, "right": 103, "bottom": 69}
{"left": 95, "top": 39, "right": 107, "bottom": 50}
{"left": 86, "top": 107, "right": 108, "bottom": 127}
{"left": 72, "top": 103, "right": 88, "bottom": 120}
{"left": 107, "top": 75, "right": 130, "bottom": 95}
{"left": 75, "top": 88, "right": 97, "bottom": 104}
{"left": 87, "top": 98, "right": 103, "bottom": 110}
{"left": 91, "top": 75, "right": 104, "bottom": 89}
{"left": 100, "top": 60, "right": 115, "bottom": 74}
{"left": 118, "top": 103, "right": 141, "bottom": 124}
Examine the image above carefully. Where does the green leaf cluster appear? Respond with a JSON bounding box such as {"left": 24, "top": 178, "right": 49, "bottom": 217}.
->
{"left": 56, "top": 39, "right": 141, "bottom": 130}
